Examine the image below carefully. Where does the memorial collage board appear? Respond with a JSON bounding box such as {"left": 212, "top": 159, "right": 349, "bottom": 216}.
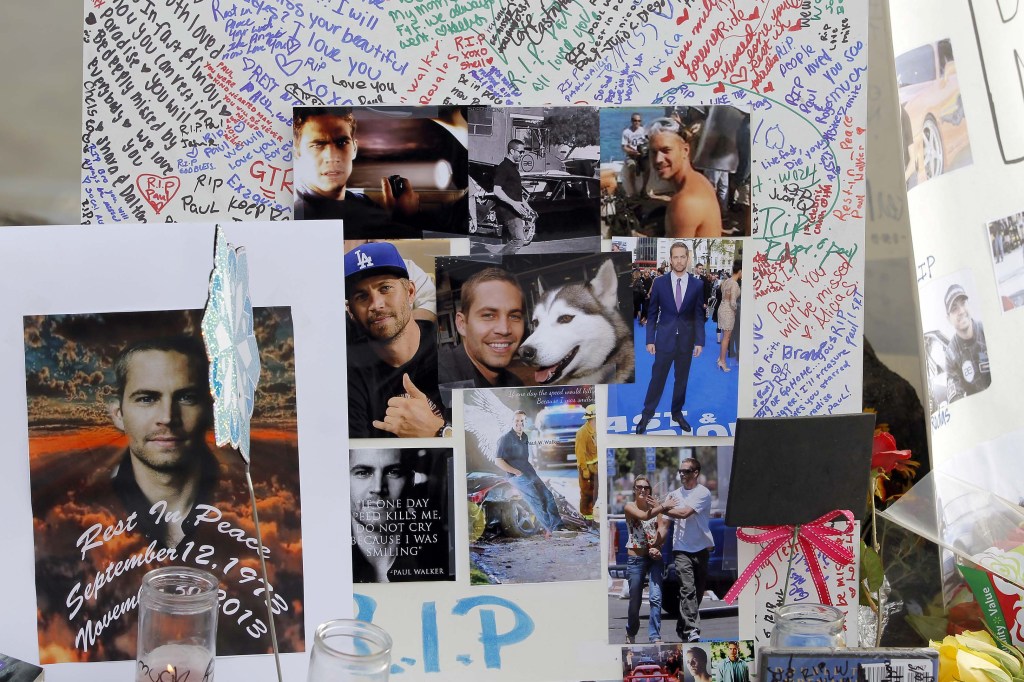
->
{"left": 1, "top": 0, "right": 871, "bottom": 679}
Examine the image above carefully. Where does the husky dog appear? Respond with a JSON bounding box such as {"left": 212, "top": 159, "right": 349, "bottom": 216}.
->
{"left": 518, "top": 259, "right": 634, "bottom": 385}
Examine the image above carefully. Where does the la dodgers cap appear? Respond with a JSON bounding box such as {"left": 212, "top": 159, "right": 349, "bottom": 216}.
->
{"left": 944, "top": 283, "right": 968, "bottom": 314}
{"left": 344, "top": 242, "right": 408, "bottom": 295}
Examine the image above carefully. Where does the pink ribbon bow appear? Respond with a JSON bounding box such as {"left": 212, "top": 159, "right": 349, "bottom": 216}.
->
{"left": 723, "top": 509, "right": 855, "bottom": 605}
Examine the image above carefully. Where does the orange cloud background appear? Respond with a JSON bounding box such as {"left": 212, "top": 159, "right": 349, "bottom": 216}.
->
{"left": 24, "top": 309, "right": 305, "bottom": 663}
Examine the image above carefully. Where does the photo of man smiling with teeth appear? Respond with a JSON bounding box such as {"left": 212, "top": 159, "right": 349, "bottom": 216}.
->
{"left": 438, "top": 266, "right": 526, "bottom": 392}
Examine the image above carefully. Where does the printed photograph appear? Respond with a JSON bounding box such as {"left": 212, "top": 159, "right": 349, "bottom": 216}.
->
{"left": 919, "top": 270, "right": 991, "bottom": 420}
{"left": 0, "top": 653, "right": 43, "bottom": 682}
{"left": 608, "top": 238, "right": 741, "bottom": 436}
{"left": 986, "top": 209, "right": 1024, "bottom": 312}
{"left": 293, "top": 106, "right": 469, "bottom": 238}
{"left": 895, "top": 38, "right": 973, "bottom": 190}
{"left": 600, "top": 106, "right": 751, "bottom": 239}
{"left": 607, "top": 447, "right": 738, "bottom": 645}
{"left": 467, "top": 106, "right": 601, "bottom": 254}
{"left": 350, "top": 447, "right": 455, "bottom": 583}
{"left": 344, "top": 239, "right": 452, "bottom": 439}
{"left": 465, "top": 384, "right": 600, "bottom": 585}
{"left": 24, "top": 309, "right": 304, "bottom": 662}
{"left": 435, "top": 252, "right": 634, "bottom": 395}
{"left": 619, "top": 640, "right": 753, "bottom": 682}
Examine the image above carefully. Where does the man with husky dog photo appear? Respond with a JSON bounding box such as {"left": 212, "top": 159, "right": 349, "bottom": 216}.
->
{"left": 436, "top": 253, "right": 633, "bottom": 388}
{"left": 636, "top": 241, "right": 705, "bottom": 434}
{"left": 438, "top": 266, "right": 526, "bottom": 392}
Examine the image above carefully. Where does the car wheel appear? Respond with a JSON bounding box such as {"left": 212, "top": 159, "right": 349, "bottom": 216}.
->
{"left": 499, "top": 499, "right": 540, "bottom": 537}
{"left": 523, "top": 217, "right": 537, "bottom": 245}
{"left": 921, "top": 117, "right": 944, "bottom": 179}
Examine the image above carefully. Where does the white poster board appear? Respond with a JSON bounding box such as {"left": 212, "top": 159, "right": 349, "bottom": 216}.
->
{"left": 0, "top": 221, "right": 351, "bottom": 680}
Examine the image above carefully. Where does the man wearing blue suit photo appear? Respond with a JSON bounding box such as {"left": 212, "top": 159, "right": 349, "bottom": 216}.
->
{"left": 636, "top": 241, "right": 705, "bottom": 434}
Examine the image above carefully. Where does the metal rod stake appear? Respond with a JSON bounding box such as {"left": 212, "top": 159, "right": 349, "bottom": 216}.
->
{"left": 246, "top": 464, "right": 284, "bottom": 682}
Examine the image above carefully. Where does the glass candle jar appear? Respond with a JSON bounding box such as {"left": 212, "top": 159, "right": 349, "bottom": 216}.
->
{"left": 307, "top": 619, "right": 393, "bottom": 682}
{"left": 769, "top": 603, "right": 846, "bottom": 648}
{"left": 136, "top": 566, "right": 219, "bottom": 682}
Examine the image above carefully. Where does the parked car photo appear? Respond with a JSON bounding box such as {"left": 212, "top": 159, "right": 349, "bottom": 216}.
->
{"left": 626, "top": 663, "right": 672, "bottom": 681}
{"left": 896, "top": 38, "right": 972, "bottom": 188}
{"left": 533, "top": 402, "right": 587, "bottom": 468}
{"left": 470, "top": 163, "right": 601, "bottom": 246}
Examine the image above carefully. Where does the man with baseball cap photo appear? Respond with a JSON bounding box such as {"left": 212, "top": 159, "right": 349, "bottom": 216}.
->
{"left": 345, "top": 242, "right": 449, "bottom": 438}
{"left": 943, "top": 283, "right": 991, "bottom": 402}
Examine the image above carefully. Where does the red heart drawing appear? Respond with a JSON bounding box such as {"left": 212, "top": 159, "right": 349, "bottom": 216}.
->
{"left": 790, "top": 21, "right": 802, "bottom": 31}
{"left": 713, "top": 81, "right": 725, "bottom": 94}
{"left": 764, "top": 82, "right": 775, "bottom": 93}
{"left": 856, "top": 127, "right": 866, "bottom": 134}
{"left": 676, "top": 8, "right": 688, "bottom": 23}
{"left": 729, "top": 66, "right": 748, "bottom": 85}
{"left": 136, "top": 174, "right": 181, "bottom": 214}
{"left": 660, "top": 67, "right": 675, "bottom": 83}
{"left": 486, "top": 56, "right": 493, "bottom": 65}
{"left": 748, "top": 6, "right": 759, "bottom": 19}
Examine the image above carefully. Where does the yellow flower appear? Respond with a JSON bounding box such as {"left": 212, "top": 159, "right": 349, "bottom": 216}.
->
{"left": 931, "top": 631, "right": 1024, "bottom": 682}
{"left": 955, "top": 633, "right": 1023, "bottom": 677}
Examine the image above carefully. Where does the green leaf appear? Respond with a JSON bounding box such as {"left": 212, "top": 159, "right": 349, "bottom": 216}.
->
{"left": 860, "top": 541, "right": 885, "bottom": 606}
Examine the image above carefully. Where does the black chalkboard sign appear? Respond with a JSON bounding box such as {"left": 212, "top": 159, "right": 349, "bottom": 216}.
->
{"left": 758, "top": 647, "right": 938, "bottom": 682}
{"left": 726, "top": 414, "right": 876, "bottom": 527}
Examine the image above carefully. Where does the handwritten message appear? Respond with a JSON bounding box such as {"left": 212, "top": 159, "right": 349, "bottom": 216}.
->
{"left": 78, "top": 0, "right": 870, "bottom": 676}
{"left": 738, "top": 520, "right": 859, "bottom": 649}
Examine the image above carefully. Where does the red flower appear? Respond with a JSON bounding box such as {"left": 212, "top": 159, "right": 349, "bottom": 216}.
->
{"left": 872, "top": 431, "right": 912, "bottom": 474}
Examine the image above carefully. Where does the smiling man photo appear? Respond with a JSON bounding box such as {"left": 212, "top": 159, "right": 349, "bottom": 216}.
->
{"left": 649, "top": 123, "right": 722, "bottom": 238}
{"left": 346, "top": 241, "right": 448, "bottom": 438}
{"left": 438, "top": 266, "right": 526, "bottom": 393}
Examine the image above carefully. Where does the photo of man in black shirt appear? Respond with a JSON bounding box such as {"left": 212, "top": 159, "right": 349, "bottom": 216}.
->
{"left": 345, "top": 242, "right": 449, "bottom": 438}
{"left": 494, "top": 410, "right": 565, "bottom": 538}
{"left": 493, "top": 140, "right": 535, "bottom": 254}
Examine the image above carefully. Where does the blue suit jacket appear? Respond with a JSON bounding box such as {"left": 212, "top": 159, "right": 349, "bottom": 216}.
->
{"left": 646, "top": 272, "right": 706, "bottom": 351}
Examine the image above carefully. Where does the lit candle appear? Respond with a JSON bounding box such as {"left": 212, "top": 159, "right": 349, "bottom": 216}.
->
{"left": 136, "top": 644, "right": 214, "bottom": 682}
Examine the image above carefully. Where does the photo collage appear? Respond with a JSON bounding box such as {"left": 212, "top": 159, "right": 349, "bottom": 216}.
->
{"left": 317, "top": 105, "right": 752, "bottom": 677}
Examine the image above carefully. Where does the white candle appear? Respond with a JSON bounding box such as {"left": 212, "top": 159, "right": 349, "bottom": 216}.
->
{"left": 136, "top": 644, "right": 214, "bottom": 682}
